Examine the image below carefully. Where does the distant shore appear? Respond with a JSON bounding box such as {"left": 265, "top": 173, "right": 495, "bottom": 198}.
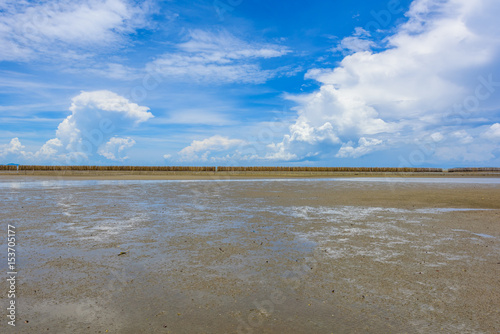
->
{"left": 1, "top": 170, "right": 500, "bottom": 180}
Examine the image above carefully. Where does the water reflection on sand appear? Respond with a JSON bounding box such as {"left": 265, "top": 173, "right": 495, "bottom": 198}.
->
{"left": 1, "top": 177, "right": 499, "bottom": 333}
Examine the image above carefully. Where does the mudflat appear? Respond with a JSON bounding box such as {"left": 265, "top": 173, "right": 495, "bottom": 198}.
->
{"left": 1, "top": 170, "right": 500, "bottom": 180}
{"left": 1, "top": 177, "right": 499, "bottom": 333}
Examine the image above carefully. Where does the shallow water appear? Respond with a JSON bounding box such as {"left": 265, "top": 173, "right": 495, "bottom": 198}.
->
{"left": 1, "top": 176, "right": 500, "bottom": 190}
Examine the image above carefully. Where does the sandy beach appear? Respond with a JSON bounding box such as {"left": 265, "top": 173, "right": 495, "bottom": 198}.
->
{"left": 1, "top": 176, "right": 499, "bottom": 333}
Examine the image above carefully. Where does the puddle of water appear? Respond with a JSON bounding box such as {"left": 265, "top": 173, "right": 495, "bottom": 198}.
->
{"left": 416, "top": 208, "right": 493, "bottom": 213}
{"left": 473, "top": 233, "right": 495, "bottom": 239}
{"left": 452, "top": 229, "right": 496, "bottom": 239}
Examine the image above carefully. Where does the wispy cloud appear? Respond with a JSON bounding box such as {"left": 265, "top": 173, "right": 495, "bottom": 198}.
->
{"left": 147, "top": 29, "right": 290, "bottom": 84}
{"left": 332, "top": 27, "right": 375, "bottom": 54}
{"left": 158, "top": 109, "right": 236, "bottom": 126}
{"left": 65, "top": 62, "right": 142, "bottom": 81}
{"left": 0, "top": 0, "right": 152, "bottom": 62}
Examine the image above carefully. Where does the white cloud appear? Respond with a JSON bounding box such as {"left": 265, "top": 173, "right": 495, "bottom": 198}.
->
{"left": 147, "top": 29, "right": 290, "bottom": 84}
{"left": 270, "top": 0, "right": 500, "bottom": 163}
{"left": 262, "top": 120, "right": 340, "bottom": 161}
{"left": 66, "top": 63, "right": 141, "bottom": 80}
{"left": 332, "top": 27, "right": 375, "bottom": 54}
{"left": 451, "top": 130, "right": 473, "bottom": 144}
{"left": 97, "top": 137, "right": 135, "bottom": 161}
{"left": 336, "top": 138, "right": 384, "bottom": 158}
{"left": 435, "top": 144, "right": 496, "bottom": 162}
{"left": 0, "top": 138, "right": 26, "bottom": 158}
{"left": 15, "top": 90, "right": 153, "bottom": 163}
{"left": 288, "top": 121, "right": 340, "bottom": 145}
{"left": 430, "top": 132, "right": 444, "bottom": 142}
{"left": 482, "top": 123, "right": 500, "bottom": 140}
{"left": 68, "top": 90, "right": 153, "bottom": 123}
{"left": 0, "top": 0, "right": 151, "bottom": 61}
{"left": 179, "top": 135, "right": 246, "bottom": 161}
{"left": 36, "top": 138, "right": 63, "bottom": 159}
{"left": 264, "top": 142, "right": 298, "bottom": 161}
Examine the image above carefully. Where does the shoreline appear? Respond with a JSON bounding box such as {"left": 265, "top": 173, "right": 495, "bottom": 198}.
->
{"left": 1, "top": 170, "right": 500, "bottom": 180}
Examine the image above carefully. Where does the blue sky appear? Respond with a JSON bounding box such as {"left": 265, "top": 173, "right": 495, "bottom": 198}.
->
{"left": 1, "top": 0, "right": 499, "bottom": 167}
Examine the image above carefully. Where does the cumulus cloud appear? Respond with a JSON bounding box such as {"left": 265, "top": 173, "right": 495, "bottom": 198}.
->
{"left": 336, "top": 138, "right": 384, "bottom": 158}
{"left": 0, "top": 0, "right": 151, "bottom": 61}
{"left": 2, "top": 90, "right": 153, "bottom": 164}
{"left": 269, "top": 0, "right": 500, "bottom": 164}
{"left": 263, "top": 120, "right": 339, "bottom": 161}
{"left": 0, "top": 138, "right": 27, "bottom": 159}
{"left": 97, "top": 137, "right": 135, "bottom": 161}
{"left": 482, "top": 123, "right": 500, "bottom": 140}
{"left": 264, "top": 142, "right": 298, "bottom": 161}
{"left": 48, "top": 90, "right": 151, "bottom": 162}
{"left": 178, "top": 135, "right": 246, "bottom": 161}
{"left": 147, "top": 29, "right": 290, "bottom": 84}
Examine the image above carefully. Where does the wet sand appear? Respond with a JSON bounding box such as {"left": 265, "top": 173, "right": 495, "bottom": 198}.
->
{"left": 1, "top": 170, "right": 500, "bottom": 180}
{"left": 1, "top": 177, "right": 499, "bottom": 333}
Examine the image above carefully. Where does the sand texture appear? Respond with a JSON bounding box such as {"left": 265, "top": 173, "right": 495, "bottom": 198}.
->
{"left": 1, "top": 177, "right": 499, "bottom": 333}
